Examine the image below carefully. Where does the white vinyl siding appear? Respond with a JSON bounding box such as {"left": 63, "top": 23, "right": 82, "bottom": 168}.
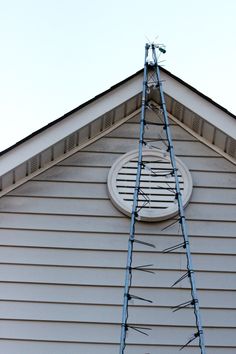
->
{"left": 0, "top": 111, "right": 235, "bottom": 353}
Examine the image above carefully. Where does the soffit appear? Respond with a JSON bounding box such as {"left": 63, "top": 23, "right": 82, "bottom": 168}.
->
{"left": 0, "top": 92, "right": 143, "bottom": 195}
{"left": 0, "top": 68, "right": 235, "bottom": 196}
{"left": 151, "top": 91, "right": 236, "bottom": 161}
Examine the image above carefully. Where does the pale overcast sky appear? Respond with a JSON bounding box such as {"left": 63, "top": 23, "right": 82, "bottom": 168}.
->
{"left": 0, "top": 0, "right": 235, "bottom": 151}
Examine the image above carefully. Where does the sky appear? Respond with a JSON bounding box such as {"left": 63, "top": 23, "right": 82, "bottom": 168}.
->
{"left": 0, "top": 0, "right": 235, "bottom": 152}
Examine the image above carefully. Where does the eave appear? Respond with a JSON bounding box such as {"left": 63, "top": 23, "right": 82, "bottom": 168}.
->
{"left": 0, "top": 67, "right": 235, "bottom": 197}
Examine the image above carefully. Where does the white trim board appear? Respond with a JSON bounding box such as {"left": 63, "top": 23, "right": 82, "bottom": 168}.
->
{"left": 0, "top": 74, "right": 143, "bottom": 176}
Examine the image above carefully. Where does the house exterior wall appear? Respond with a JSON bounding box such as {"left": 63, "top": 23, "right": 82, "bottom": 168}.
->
{"left": 0, "top": 110, "right": 235, "bottom": 353}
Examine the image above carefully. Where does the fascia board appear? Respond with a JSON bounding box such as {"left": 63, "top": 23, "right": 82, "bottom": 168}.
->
{"left": 0, "top": 74, "right": 143, "bottom": 176}
{"left": 161, "top": 71, "right": 236, "bottom": 140}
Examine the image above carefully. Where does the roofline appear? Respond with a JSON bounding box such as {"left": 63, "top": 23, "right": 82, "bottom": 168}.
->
{"left": 1, "top": 66, "right": 235, "bottom": 157}
{"left": 163, "top": 67, "right": 236, "bottom": 120}
{"left": 0, "top": 70, "right": 142, "bottom": 157}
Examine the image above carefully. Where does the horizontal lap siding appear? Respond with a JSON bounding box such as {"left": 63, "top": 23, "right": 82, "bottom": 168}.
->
{"left": 0, "top": 197, "right": 236, "bottom": 220}
{"left": 1, "top": 230, "right": 236, "bottom": 253}
{"left": 0, "top": 213, "right": 236, "bottom": 236}
{"left": 84, "top": 138, "right": 219, "bottom": 156}
{"left": 0, "top": 115, "right": 236, "bottom": 353}
{"left": 0, "top": 247, "right": 236, "bottom": 272}
{"left": 0, "top": 343, "right": 234, "bottom": 354}
{"left": 0, "top": 264, "right": 235, "bottom": 290}
{"left": 0, "top": 283, "right": 235, "bottom": 309}
{"left": 8, "top": 180, "right": 236, "bottom": 204}
{"left": 0, "top": 321, "right": 235, "bottom": 346}
{"left": 0, "top": 302, "right": 235, "bottom": 329}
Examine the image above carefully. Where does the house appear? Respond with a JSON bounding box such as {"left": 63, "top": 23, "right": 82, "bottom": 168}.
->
{"left": 0, "top": 66, "right": 235, "bottom": 354}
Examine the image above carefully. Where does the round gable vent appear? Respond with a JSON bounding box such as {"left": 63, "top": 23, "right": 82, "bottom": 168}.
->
{"left": 107, "top": 149, "right": 192, "bottom": 222}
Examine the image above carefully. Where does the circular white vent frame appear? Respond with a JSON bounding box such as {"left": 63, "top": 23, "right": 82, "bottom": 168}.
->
{"left": 107, "top": 149, "right": 193, "bottom": 222}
